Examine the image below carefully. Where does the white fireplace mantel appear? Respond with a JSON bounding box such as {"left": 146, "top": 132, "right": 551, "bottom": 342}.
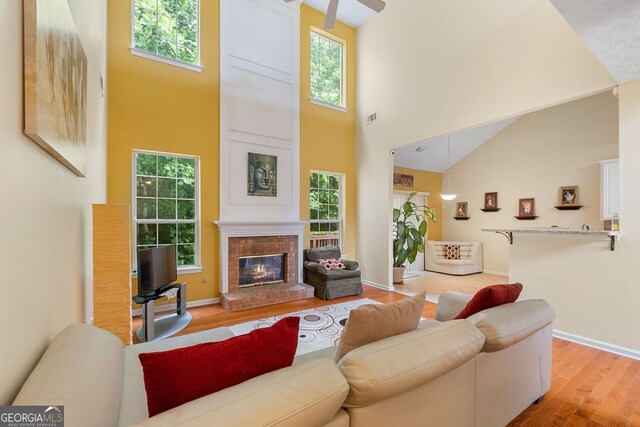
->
{"left": 214, "top": 220, "right": 308, "bottom": 294}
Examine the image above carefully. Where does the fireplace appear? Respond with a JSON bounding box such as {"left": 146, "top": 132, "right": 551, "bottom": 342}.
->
{"left": 227, "top": 235, "right": 298, "bottom": 292}
{"left": 214, "top": 221, "right": 313, "bottom": 311}
{"left": 239, "top": 254, "right": 285, "bottom": 287}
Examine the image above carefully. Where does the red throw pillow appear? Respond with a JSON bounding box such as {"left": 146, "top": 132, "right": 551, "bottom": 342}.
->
{"left": 139, "top": 317, "right": 300, "bottom": 416}
{"left": 454, "top": 283, "right": 523, "bottom": 319}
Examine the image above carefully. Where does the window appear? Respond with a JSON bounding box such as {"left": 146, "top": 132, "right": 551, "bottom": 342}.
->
{"left": 132, "top": 0, "right": 199, "bottom": 66}
{"left": 309, "top": 172, "right": 342, "bottom": 249}
{"left": 134, "top": 152, "right": 199, "bottom": 269}
{"left": 310, "top": 30, "right": 344, "bottom": 108}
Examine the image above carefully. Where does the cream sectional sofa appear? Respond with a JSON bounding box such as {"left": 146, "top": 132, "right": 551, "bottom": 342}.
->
{"left": 426, "top": 240, "right": 483, "bottom": 275}
{"left": 13, "top": 296, "right": 555, "bottom": 427}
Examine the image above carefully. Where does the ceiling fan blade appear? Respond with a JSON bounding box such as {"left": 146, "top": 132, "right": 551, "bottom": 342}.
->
{"left": 356, "top": 0, "right": 386, "bottom": 13}
{"left": 324, "top": 0, "right": 339, "bottom": 29}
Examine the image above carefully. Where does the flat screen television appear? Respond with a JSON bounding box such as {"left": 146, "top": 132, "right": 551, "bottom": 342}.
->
{"left": 137, "top": 245, "right": 177, "bottom": 296}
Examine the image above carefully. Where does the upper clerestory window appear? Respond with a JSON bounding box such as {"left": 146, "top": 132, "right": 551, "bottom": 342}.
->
{"left": 310, "top": 29, "right": 346, "bottom": 111}
{"left": 131, "top": 0, "right": 201, "bottom": 71}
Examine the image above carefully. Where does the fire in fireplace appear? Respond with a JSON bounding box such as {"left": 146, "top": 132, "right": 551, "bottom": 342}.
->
{"left": 239, "top": 254, "right": 285, "bottom": 287}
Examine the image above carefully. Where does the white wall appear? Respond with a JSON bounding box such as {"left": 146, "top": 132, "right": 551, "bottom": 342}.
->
{"left": 508, "top": 77, "right": 640, "bottom": 355}
{"left": 443, "top": 92, "right": 619, "bottom": 274}
{"left": 356, "top": 0, "right": 616, "bottom": 288}
{"left": 0, "top": 0, "right": 107, "bottom": 404}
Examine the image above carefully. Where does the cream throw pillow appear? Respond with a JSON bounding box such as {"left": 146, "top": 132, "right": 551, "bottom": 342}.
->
{"left": 335, "top": 291, "right": 426, "bottom": 362}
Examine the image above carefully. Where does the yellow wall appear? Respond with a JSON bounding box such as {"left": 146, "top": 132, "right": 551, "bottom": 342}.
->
{"left": 107, "top": 1, "right": 220, "bottom": 301}
{"left": 300, "top": 5, "right": 358, "bottom": 258}
{"left": 393, "top": 167, "right": 442, "bottom": 241}
{"left": 108, "top": 3, "right": 358, "bottom": 302}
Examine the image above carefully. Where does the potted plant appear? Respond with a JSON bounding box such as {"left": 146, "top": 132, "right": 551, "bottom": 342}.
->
{"left": 392, "top": 192, "right": 436, "bottom": 284}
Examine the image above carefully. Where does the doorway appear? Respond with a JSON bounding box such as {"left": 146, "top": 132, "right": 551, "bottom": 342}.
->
{"left": 393, "top": 191, "right": 428, "bottom": 276}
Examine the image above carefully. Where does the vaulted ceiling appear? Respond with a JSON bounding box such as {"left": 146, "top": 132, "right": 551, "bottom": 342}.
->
{"left": 550, "top": 0, "right": 640, "bottom": 83}
{"left": 393, "top": 118, "right": 518, "bottom": 173}
{"left": 303, "top": 0, "right": 381, "bottom": 27}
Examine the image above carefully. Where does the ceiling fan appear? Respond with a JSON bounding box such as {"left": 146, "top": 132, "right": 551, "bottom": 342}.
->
{"left": 284, "top": 0, "right": 386, "bottom": 30}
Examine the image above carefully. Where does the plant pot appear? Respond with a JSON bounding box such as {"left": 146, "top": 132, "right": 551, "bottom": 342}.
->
{"left": 393, "top": 266, "right": 406, "bottom": 284}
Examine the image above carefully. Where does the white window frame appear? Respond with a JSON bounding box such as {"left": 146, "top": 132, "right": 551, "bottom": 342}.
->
{"left": 130, "top": 0, "right": 203, "bottom": 72}
{"left": 309, "top": 171, "right": 344, "bottom": 250}
{"left": 309, "top": 28, "right": 347, "bottom": 111}
{"left": 132, "top": 150, "right": 202, "bottom": 275}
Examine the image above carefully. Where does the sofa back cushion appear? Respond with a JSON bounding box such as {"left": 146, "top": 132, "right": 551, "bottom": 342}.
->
{"left": 12, "top": 324, "right": 124, "bottom": 427}
{"left": 338, "top": 320, "right": 484, "bottom": 406}
{"left": 468, "top": 299, "right": 556, "bottom": 352}
{"left": 306, "top": 246, "right": 341, "bottom": 262}
{"left": 335, "top": 292, "right": 425, "bottom": 361}
{"left": 454, "top": 283, "right": 523, "bottom": 319}
{"left": 139, "top": 317, "right": 300, "bottom": 416}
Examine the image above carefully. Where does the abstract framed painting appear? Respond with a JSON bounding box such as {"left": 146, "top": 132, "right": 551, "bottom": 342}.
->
{"left": 24, "top": 0, "right": 88, "bottom": 177}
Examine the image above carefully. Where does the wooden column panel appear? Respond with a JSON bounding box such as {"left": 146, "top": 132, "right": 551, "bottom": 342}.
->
{"left": 93, "top": 204, "right": 132, "bottom": 345}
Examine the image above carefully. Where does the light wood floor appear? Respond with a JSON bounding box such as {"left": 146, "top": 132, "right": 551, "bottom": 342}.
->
{"left": 133, "top": 285, "right": 640, "bottom": 426}
{"left": 395, "top": 271, "right": 508, "bottom": 302}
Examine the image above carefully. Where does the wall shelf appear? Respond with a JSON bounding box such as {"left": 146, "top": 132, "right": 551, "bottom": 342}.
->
{"left": 482, "top": 227, "right": 620, "bottom": 251}
{"left": 453, "top": 216, "right": 471, "bottom": 220}
{"left": 480, "top": 208, "right": 501, "bottom": 212}
{"left": 554, "top": 205, "right": 583, "bottom": 210}
{"left": 515, "top": 216, "right": 539, "bottom": 220}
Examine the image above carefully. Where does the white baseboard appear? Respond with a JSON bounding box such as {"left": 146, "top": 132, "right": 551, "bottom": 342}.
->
{"left": 132, "top": 298, "right": 219, "bottom": 317}
{"left": 553, "top": 329, "right": 640, "bottom": 360}
{"left": 362, "top": 280, "right": 390, "bottom": 291}
{"left": 483, "top": 270, "right": 509, "bottom": 277}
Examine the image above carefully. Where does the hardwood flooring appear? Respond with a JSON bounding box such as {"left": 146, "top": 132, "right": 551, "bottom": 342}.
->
{"left": 132, "top": 285, "right": 640, "bottom": 426}
{"left": 396, "top": 271, "right": 508, "bottom": 302}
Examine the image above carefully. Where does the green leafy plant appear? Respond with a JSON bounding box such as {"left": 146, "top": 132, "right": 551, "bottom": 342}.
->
{"left": 392, "top": 192, "right": 436, "bottom": 268}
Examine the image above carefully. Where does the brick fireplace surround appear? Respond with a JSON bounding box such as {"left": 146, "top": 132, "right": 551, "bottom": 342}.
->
{"left": 220, "top": 235, "right": 313, "bottom": 311}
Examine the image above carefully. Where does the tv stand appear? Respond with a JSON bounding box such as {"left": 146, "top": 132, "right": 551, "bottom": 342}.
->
{"left": 132, "top": 282, "right": 192, "bottom": 342}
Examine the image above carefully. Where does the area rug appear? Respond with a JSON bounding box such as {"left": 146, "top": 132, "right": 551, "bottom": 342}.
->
{"left": 228, "top": 298, "right": 380, "bottom": 356}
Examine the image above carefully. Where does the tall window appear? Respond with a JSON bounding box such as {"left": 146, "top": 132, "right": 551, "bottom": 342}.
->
{"left": 132, "top": 0, "right": 199, "bottom": 66}
{"left": 134, "top": 152, "right": 199, "bottom": 268}
{"left": 310, "top": 172, "right": 342, "bottom": 249}
{"left": 310, "top": 30, "right": 344, "bottom": 108}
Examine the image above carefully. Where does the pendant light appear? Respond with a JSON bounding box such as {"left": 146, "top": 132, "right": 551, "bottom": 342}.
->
{"left": 440, "top": 135, "right": 457, "bottom": 201}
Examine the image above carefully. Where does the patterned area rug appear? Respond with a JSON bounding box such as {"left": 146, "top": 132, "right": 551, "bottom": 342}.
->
{"left": 228, "top": 298, "right": 379, "bottom": 356}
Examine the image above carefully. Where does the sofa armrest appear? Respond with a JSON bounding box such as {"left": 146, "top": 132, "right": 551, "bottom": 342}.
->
{"left": 343, "top": 260, "right": 359, "bottom": 270}
{"left": 435, "top": 291, "right": 473, "bottom": 321}
{"left": 136, "top": 359, "right": 349, "bottom": 427}
{"left": 305, "top": 261, "right": 328, "bottom": 274}
{"left": 468, "top": 299, "right": 556, "bottom": 352}
{"left": 13, "top": 325, "right": 124, "bottom": 427}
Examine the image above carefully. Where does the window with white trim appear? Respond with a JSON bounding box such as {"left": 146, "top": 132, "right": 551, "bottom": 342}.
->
{"left": 309, "top": 172, "right": 342, "bottom": 250}
{"left": 310, "top": 30, "right": 344, "bottom": 108}
{"left": 134, "top": 151, "right": 199, "bottom": 268}
{"left": 132, "top": 0, "right": 200, "bottom": 66}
